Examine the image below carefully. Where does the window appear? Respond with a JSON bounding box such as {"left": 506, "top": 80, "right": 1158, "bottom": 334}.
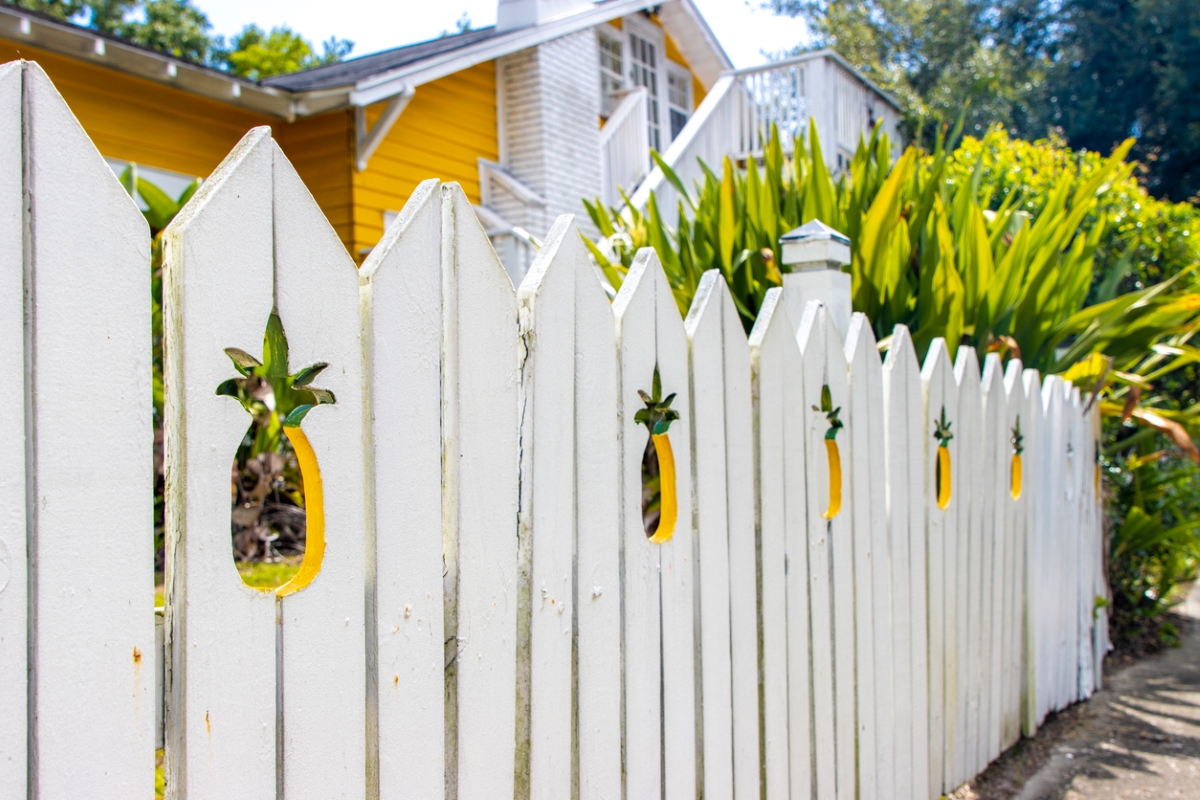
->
{"left": 628, "top": 32, "right": 661, "bottom": 151}
{"left": 667, "top": 68, "right": 691, "bottom": 142}
{"left": 598, "top": 32, "right": 623, "bottom": 119}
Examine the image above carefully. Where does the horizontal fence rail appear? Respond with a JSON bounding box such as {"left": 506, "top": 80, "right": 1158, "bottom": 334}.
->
{"left": 2, "top": 60, "right": 1106, "bottom": 800}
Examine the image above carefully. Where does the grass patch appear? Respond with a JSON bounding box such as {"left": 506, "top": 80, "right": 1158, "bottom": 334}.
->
{"left": 237, "top": 558, "right": 302, "bottom": 589}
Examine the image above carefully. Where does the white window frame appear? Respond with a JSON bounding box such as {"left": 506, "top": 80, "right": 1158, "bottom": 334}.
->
{"left": 623, "top": 14, "right": 665, "bottom": 153}
{"left": 597, "top": 24, "right": 625, "bottom": 120}
{"left": 666, "top": 63, "right": 692, "bottom": 144}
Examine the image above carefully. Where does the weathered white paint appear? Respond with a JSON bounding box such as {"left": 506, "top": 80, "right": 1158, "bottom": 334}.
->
{"left": 273, "top": 139, "right": 368, "bottom": 800}
{"left": 360, "top": 178, "right": 446, "bottom": 800}
{"left": 441, "top": 183, "right": 521, "bottom": 800}
{"left": 0, "top": 60, "right": 26, "bottom": 800}
{"left": 9, "top": 63, "right": 1114, "bottom": 798}
{"left": 685, "top": 270, "right": 759, "bottom": 800}
{"left": 20, "top": 60, "right": 155, "bottom": 799}
{"left": 566, "top": 219, "right": 623, "bottom": 800}
{"left": 748, "top": 288, "right": 804, "bottom": 800}
{"left": 954, "top": 348, "right": 980, "bottom": 787}
{"left": 795, "top": 301, "right": 844, "bottom": 800}
{"left": 921, "top": 338, "right": 955, "bottom": 799}
{"left": 845, "top": 314, "right": 880, "bottom": 800}
{"left": 613, "top": 249, "right": 697, "bottom": 800}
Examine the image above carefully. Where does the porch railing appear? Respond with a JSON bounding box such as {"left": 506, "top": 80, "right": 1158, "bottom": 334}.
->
{"left": 599, "top": 86, "right": 650, "bottom": 208}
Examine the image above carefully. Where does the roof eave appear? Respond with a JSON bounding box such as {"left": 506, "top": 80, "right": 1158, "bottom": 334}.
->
{"left": 0, "top": 5, "right": 297, "bottom": 119}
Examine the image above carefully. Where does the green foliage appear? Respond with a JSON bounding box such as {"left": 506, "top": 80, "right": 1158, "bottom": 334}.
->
{"left": 222, "top": 24, "right": 354, "bottom": 80}
{"left": 4, "top": 0, "right": 353, "bottom": 76}
{"left": 1104, "top": 440, "right": 1200, "bottom": 643}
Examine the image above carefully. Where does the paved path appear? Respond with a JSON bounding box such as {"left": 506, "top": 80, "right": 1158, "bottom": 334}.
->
{"left": 1015, "top": 584, "right": 1200, "bottom": 798}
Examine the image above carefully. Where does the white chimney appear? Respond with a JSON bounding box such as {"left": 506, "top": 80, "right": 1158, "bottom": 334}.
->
{"left": 496, "top": 0, "right": 594, "bottom": 32}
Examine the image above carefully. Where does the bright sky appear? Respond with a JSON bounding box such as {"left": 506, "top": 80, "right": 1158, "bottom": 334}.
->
{"left": 195, "top": 0, "right": 809, "bottom": 70}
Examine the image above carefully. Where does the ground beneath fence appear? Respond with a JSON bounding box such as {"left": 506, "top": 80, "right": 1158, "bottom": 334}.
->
{"left": 951, "top": 584, "right": 1200, "bottom": 799}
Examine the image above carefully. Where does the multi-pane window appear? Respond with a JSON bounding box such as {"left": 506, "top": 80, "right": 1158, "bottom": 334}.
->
{"left": 667, "top": 69, "right": 691, "bottom": 142}
{"left": 628, "top": 32, "right": 661, "bottom": 151}
{"left": 598, "top": 32, "right": 623, "bottom": 119}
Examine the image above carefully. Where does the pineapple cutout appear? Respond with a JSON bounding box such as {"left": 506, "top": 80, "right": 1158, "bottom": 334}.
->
{"left": 219, "top": 311, "right": 336, "bottom": 595}
{"left": 934, "top": 406, "right": 953, "bottom": 510}
{"left": 1010, "top": 417, "right": 1024, "bottom": 500}
{"left": 813, "top": 384, "right": 844, "bottom": 520}
{"left": 635, "top": 366, "right": 680, "bottom": 544}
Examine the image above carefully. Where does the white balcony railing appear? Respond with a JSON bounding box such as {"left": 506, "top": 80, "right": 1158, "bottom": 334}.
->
{"left": 599, "top": 87, "right": 650, "bottom": 208}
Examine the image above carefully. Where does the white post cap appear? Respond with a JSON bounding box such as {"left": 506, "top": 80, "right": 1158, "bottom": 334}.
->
{"left": 780, "top": 219, "right": 851, "bottom": 272}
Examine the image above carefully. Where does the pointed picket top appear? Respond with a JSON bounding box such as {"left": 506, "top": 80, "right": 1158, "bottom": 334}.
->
{"left": 921, "top": 337, "right": 955, "bottom": 797}
{"left": 845, "top": 313, "right": 883, "bottom": 799}
{"left": 164, "top": 124, "right": 366, "bottom": 800}
{"left": 613, "top": 247, "right": 697, "bottom": 800}
{"left": 358, "top": 178, "right": 445, "bottom": 799}
{"left": 685, "top": 270, "right": 760, "bottom": 800}
{"left": 749, "top": 287, "right": 808, "bottom": 799}
{"left": 8, "top": 59, "right": 155, "bottom": 798}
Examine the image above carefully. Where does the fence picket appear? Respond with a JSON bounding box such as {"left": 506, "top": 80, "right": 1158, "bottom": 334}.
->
{"left": 953, "top": 348, "right": 981, "bottom": 787}
{"left": 360, "top": 179, "right": 446, "bottom": 800}
{"left": 441, "top": 184, "right": 521, "bottom": 800}
{"left": 748, "top": 288, "right": 805, "bottom": 800}
{"left": 0, "top": 60, "right": 24, "bottom": 800}
{"left": 569, "top": 225, "right": 623, "bottom": 800}
{"left": 614, "top": 249, "right": 696, "bottom": 800}
{"left": 272, "top": 139, "right": 368, "bottom": 800}
{"left": 921, "top": 339, "right": 955, "bottom": 798}
{"left": 846, "top": 314, "right": 883, "bottom": 800}
{"left": 685, "top": 271, "right": 760, "bottom": 800}
{"left": 1000, "top": 360, "right": 1026, "bottom": 749}
{"left": 982, "top": 354, "right": 1007, "bottom": 766}
{"left": 795, "top": 301, "right": 850, "bottom": 799}
{"left": 1020, "top": 369, "right": 1043, "bottom": 735}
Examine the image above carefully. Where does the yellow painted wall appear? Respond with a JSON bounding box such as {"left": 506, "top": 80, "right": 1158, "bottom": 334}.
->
{"left": 0, "top": 40, "right": 274, "bottom": 179}
{"left": 662, "top": 32, "right": 707, "bottom": 110}
{"left": 350, "top": 61, "right": 497, "bottom": 257}
{"left": 275, "top": 111, "right": 354, "bottom": 252}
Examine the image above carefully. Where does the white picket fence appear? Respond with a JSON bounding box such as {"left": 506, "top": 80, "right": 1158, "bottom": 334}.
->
{"left": 1, "top": 60, "right": 1108, "bottom": 800}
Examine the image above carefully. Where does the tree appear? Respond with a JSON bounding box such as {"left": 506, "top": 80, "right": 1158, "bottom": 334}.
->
{"left": 1049, "top": 0, "right": 1200, "bottom": 202}
{"left": 5, "top": 0, "right": 354, "bottom": 77}
{"left": 222, "top": 25, "right": 353, "bottom": 80}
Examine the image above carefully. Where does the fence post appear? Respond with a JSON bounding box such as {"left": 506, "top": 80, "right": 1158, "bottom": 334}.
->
{"left": 4, "top": 60, "right": 155, "bottom": 798}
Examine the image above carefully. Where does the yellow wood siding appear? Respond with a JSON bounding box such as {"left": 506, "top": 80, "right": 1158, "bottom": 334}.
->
{"left": 350, "top": 61, "right": 497, "bottom": 257}
{"left": 0, "top": 40, "right": 275, "bottom": 179}
{"left": 275, "top": 111, "right": 354, "bottom": 253}
{"left": 662, "top": 28, "right": 706, "bottom": 109}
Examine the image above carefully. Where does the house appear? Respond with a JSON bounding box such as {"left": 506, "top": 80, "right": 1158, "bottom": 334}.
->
{"left": 0, "top": 0, "right": 901, "bottom": 283}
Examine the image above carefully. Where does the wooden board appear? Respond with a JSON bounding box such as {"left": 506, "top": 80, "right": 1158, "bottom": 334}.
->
{"left": 24, "top": 61, "right": 155, "bottom": 798}
{"left": 613, "top": 249, "right": 696, "bottom": 800}
{"left": 920, "top": 339, "right": 955, "bottom": 799}
{"left": 441, "top": 184, "right": 520, "bottom": 800}
{"left": 0, "top": 60, "right": 25, "bottom": 800}
{"left": 748, "top": 288, "right": 804, "bottom": 800}
{"left": 273, "top": 138, "right": 367, "bottom": 800}
{"left": 846, "top": 314, "right": 882, "bottom": 800}
{"left": 360, "top": 179, "right": 446, "bottom": 800}
{"left": 685, "top": 270, "right": 759, "bottom": 800}
{"left": 954, "top": 348, "right": 981, "bottom": 785}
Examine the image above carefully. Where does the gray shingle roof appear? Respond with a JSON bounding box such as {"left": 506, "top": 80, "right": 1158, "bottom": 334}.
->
{"left": 261, "top": 26, "right": 500, "bottom": 92}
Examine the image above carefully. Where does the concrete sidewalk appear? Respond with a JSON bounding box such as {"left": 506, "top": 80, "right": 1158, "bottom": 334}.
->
{"left": 1014, "top": 583, "right": 1200, "bottom": 798}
